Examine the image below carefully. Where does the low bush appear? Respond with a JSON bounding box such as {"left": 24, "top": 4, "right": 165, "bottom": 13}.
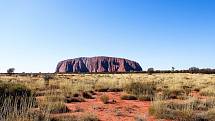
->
{"left": 107, "top": 88, "right": 123, "bottom": 92}
{"left": 114, "top": 108, "right": 123, "bottom": 116}
{"left": 0, "top": 82, "right": 36, "bottom": 120}
{"left": 149, "top": 101, "right": 194, "bottom": 120}
{"left": 43, "top": 74, "right": 54, "bottom": 87}
{"left": 162, "top": 87, "right": 187, "bottom": 99}
{"left": 0, "top": 82, "right": 35, "bottom": 108}
{"left": 135, "top": 115, "right": 147, "bottom": 121}
{"left": 65, "top": 97, "right": 85, "bottom": 103}
{"left": 46, "top": 95, "right": 64, "bottom": 102}
{"left": 82, "top": 91, "right": 94, "bottom": 99}
{"left": 149, "top": 98, "right": 215, "bottom": 121}
{"left": 94, "top": 80, "right": 122, "bottom": 93}
{"left": 120, "top": 94, "right": 137, "bottom": 100}
{"left": 100, "top": 94, "right": 109, "bottom": 104}
{"left": 125, "top": 81, "right": 156, "bottom": 96}
{"left": 95, "top": 88, "right": 109, "bottom": 92}
{"left": 40, "top": 101, "right": 70, "bottom": 114}
{"left": 0, "top": 82, "right": 32, "bottom": 97}
{"left": 124, "top": 81, "right": 156, "bottom": 100}
{"left": 79, "top": 113, "right": 99, "bottom": 121}
{"left": 51, "top": 113, "right": 99, "bottom": 121}
{"left": 27, "top": 110, "right": 47, "bottom": 121}
{"left": 95, "top": 87, "right": 123, "bottom": 92}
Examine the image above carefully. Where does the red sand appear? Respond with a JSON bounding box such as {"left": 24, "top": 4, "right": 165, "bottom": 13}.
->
{"left": 190, "top": 91, "right": 207, "bottom": 99}
{"left": 65, "top": 92, "right": 159, "bottom": 121}
{"left": 46, "top": 91, "right": 210, "bottom": 121}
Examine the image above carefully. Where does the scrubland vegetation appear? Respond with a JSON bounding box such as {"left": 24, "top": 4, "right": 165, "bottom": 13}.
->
{"left": 0, "top": 73, "right": 215, "bottom": 121}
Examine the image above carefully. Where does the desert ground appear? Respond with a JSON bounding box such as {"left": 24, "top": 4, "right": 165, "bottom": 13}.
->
{"left": 0, "top": 73, "right": 215, "bottom": 121}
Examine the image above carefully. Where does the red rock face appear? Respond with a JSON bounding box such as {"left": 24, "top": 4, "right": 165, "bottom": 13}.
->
{"left": 56, "top": 56, "right": 142, "bottom": 73}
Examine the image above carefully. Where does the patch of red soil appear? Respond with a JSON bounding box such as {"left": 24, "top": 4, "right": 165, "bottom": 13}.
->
{"left": 190, "top": 91, "right": 207, "bottom": 99}
{"left": 64, "top": 92, "right": 160, "bottom": 121}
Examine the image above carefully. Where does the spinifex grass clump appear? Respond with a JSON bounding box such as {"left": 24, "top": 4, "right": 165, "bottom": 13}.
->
{"left": 0, "top": 82, "right": 36, "bottom": 120}
{"left": 38, "top": 92, "right": 70, "bottom": 114}
{"left": 200, "top": 86, "right": 215, "bottom": 97}
{"left": 124, "top": 81, "right": 156, "bottom": 101}
{"left": 0, "top": 82, "right": 32, "bottom": 97}
{"left": 100, "top": 94, "right": 109, "bottom": 104}
{"left": 39, "top": 101, "right": 70, "bottom": 114}
{"left": 162, "top": 87, "right": 187, "bottom": 99}
{"left": 79, "top": 113, "right": 100, "bottom": 121}
{"left": 149, "top": 97, "right": 215, "bottom": 121}
{"left": 0, "top": 82, "right": 34, "bottom": 108}
{"left": 50, "top": 115, "right": 78, "bottom": 121}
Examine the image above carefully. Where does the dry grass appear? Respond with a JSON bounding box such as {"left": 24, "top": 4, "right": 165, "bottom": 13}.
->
{"left": 200, "top": 86, "right": 215, "bottom": 96}
{"left": 0, "top": 73, "right": 215, "bottom": 120}
{"left": 100, "top": 94, "right": 109, "bottom": 104}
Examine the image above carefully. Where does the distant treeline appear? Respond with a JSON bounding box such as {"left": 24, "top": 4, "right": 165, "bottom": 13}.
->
{"left": 153, "top": 69, "right": 215, "bottom": 74}
{"left": 147, "top": 67, "right": 215, "bottom": 74}
{"left": 0, "top": 67, "right": 215, "bottom": 75}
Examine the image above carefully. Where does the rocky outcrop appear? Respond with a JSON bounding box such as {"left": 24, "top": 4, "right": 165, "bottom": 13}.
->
{"left": 55, "top": 56, "right": 142, "bottom": 73}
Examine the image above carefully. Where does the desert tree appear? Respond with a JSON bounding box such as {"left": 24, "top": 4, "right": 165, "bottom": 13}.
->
{"left": 7, "top": 68, "right": 15, "bottom": 74}
{"left": 171, "top": 67, "right": 175, "bottom": 72}
{"left": 189, "top": 67, "right": 200, "bottom": 74}
{"left": 43, "top": 74, "right": 53, "bottom": 87}
{"left": 147, "top": 68, "right": 154, "bottom": 75}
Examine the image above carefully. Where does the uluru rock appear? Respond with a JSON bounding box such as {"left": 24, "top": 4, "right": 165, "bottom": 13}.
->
{"left": 56, "top": 56, "right": 142, "bottom": 73}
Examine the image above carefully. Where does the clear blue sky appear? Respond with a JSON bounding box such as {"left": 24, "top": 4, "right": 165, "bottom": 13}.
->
{"left": 0, "top": 0, "right": 215, "bottom": 72}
